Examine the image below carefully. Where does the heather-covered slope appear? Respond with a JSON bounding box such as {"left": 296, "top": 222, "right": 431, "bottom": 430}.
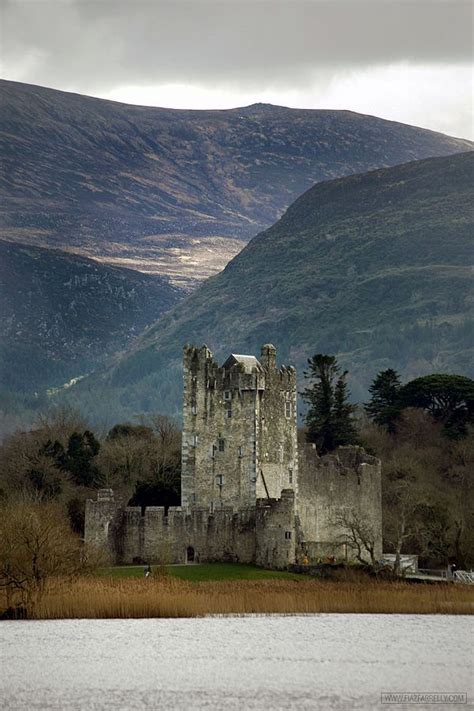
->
{"left": 72, "top": 152, "right": 473, "bottom": 424}
{"left": 1, "top": 80, "right": 471, "bottom": 287}
{"left": 0, "top": 240, "right": 181, "bottom": 400}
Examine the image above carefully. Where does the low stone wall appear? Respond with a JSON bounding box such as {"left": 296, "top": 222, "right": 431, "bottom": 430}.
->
{"left": 86, "top": 490, "right": 299, "bottom": 568}
{"left": 86, "top": 496, "right": 257, "bottom": 564}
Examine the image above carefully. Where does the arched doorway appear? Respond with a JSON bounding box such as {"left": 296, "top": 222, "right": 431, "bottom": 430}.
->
{"left": 186, "top": 546, "right": 195, "bottom": 563}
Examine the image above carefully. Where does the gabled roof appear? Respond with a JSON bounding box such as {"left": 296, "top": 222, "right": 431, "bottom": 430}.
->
{"left": 222, "top": 353, "right": 261, "bottom": 373}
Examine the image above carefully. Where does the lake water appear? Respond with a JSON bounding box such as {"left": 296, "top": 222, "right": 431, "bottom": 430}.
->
{"left": 0, "top": 615, "right": 472, "bottom": 710}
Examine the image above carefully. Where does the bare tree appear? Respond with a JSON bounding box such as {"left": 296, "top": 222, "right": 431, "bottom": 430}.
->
{"left": 335, "top": 509, "right": 378, "bottom": 569}
{"left": 0, "top": 497, "right": 101, "bottom": 613}
{"left": 383, "top": 478, "right": 421, "bottom": 575}
{"left": 34, "top": 406, "right": 89, "bottom": 447}
{"left": 95, "top": 435, "right": 146, "bottom": 498}
{"left": 147, "top": 414, "right": 181, "bottom": 474}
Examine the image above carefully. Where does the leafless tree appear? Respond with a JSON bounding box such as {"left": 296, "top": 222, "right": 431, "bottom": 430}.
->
{"left": 383, "top": 477, "right": 421, "bottom": 575}
{"left": 0, "top": 497, "right": 101, "bottom": 612}
{"left": 335, "top": 509, "right": 378, "bottom": 569}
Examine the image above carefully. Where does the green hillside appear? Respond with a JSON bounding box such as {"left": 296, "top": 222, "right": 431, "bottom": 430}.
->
{"left": 0, "top": 241, "right": 181, "bottom": 406}
{"left": 70, "top": 152, "right": 474, "bottom": 425}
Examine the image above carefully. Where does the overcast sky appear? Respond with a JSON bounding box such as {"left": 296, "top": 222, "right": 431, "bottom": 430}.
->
{"left": 1, "top": 0, "right": 472, "bottom": 138}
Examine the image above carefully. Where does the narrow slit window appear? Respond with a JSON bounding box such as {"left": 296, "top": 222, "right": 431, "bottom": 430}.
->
{"left": 285, "top": 531, "right": 292, "bottom": 540}
{"left": 224, "top": 390, "right": 231, "bottom": 401}
{"left": 285, "top": 402, "right": 291, "bottom": 418}
{"left": 288, "top": 468, "right": 293, "bottom": 484}
{"left": 218, "top": 438, "right": 225, "bottom": 452}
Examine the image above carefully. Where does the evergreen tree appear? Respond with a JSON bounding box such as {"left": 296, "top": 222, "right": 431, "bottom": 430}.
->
{"left": 66, "top": 430, "right": 101, "bottom": 487}
{"left": 365, "top": 369, "right": 402, "bottom": 432}
{"left": 302, "top": 354, "right": 358, "bottom": 454}
{"left": 333, "top": 372, "right": 359, "bottom": 446}
{"left": 400, "top": 374, "right": 474, "bottom": 438}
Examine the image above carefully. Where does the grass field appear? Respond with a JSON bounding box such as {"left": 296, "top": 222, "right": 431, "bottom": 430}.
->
{"left": 99, "top": 563, "right": 304, "bottom": 582}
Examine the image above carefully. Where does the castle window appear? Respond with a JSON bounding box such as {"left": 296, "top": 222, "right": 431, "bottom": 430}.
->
{"left": 212, "top": 444, "right": 217, "bottom": 457}
{"left": 226, "top": 404, "right": 232, "bottom": 418}
{"left": 288, "top": 468, "right": 293, "bottom": 484}
{"left": 238, "top": 446, "right": 243, "bottom": 458}
{"left": 285, "top": 531, "right": 292, "bottom": 540}
{"left": 224, "top": 390, "right": 231, "bottom": 401}
{"left": 193, "top": 434, "right": 198, "bottom": 447}
{"left": 216, "top": 474, "right": 224, "bottom": 487}
{"left": 285, "top": 402, "right": 292, "bottom": 418}
{"left": 218, "top": 438, "right": 225, "bottom": 452}
{"left": 191, "top": 403, "right": 197, "bottom": 415}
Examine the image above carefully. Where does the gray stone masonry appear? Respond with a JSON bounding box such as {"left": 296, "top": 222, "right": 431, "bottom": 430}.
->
{"left": 181, "top": 343, "right": 298, "bottom": 512}
{"left": 298, "top": 445, "right": 383, "bottom": 563}
{"left": 84, "top": 489, "right": 118, "bottom": 550}
{"left": 256, "top": 489, "right": 296, "bottom": 569}
{"left": 84, "top": 343, "right": 383, "bottom": 569}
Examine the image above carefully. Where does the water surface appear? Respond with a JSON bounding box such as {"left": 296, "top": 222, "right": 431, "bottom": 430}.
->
{"left": 1, "top": 615, "right": 472, "bottom": 710}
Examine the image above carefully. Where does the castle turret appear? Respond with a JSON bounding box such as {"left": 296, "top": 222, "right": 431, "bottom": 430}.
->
{"left": 261, "top": 343, "right": 277, "bottom": 370}
{"left": 84, "top": 488, "right": 120, "bottom": 555}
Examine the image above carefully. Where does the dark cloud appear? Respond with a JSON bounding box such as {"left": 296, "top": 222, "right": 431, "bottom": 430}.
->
{"left": 1, "top": 0, "right": 472, "bottom": 94}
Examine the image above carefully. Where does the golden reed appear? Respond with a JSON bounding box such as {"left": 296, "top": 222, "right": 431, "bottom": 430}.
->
{"left": 5, "top": 576, "right": 473, "bottom": 619}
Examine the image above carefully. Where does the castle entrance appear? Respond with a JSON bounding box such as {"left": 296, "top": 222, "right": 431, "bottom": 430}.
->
{"left": 186, "top": 546, "right": 195, "bottom": 563}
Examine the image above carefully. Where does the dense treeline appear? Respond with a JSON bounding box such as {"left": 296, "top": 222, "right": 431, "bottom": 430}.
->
{"left": 0, "top": 409, "right": 181, "bottom": 536}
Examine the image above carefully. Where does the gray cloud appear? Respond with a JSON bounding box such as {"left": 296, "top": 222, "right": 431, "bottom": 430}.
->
{"left": 1, "top": 0, "right": 472, "bottom": 94}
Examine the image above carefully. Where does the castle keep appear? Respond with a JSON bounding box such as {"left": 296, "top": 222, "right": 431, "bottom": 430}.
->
{"left": 181, "top": 344, "right": 298, "bottom": 511}
{"left": 85, "top": 344, "right": 382, "bottom": 568}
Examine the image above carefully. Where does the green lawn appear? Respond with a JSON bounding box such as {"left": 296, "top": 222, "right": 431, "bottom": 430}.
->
{"left": 99, "top": 562, "right": 304, "bottom": 582}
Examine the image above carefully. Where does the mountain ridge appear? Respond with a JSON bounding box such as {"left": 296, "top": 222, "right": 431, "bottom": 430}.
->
{"left": 1, "top": 79, "right": 471, "bottom": 287}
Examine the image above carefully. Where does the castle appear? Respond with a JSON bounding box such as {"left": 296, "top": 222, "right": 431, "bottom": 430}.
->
{"left": 85, "top": 344, "right": 382, "bottom": 568}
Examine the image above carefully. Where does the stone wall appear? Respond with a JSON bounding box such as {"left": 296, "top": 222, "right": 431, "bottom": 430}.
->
{"left": 298, "top": 445, "right": 383, "bottom": 562}
{"left": 86, "top": 494, "right": 257, "bottom": 564}
{"left": 256, "top": 489, "right": 296, "bottom": 569}
{"left": 258, "top": 345, "right": 298, "bottom": 501}
{"left": 84, "top": 489, "right": 121, "bottom": 554}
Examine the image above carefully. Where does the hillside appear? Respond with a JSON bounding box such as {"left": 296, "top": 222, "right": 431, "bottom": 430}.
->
{"left": 70, "top": 152, "right": 474, "bottom": 424}
{"left": 0, "top": 240, "right": 181, "bottom": 403}
{"left": 1, "top": 80, "right": 471, "bottom": 287}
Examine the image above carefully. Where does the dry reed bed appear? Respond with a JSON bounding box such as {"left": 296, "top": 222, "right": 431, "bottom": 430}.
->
{"left": 11, "top": 576, "right": 474, "bottom": 619}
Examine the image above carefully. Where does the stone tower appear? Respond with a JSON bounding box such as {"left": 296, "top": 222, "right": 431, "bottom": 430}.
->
{"left": 181, "top": 344, "right": 298, "bottom": 511}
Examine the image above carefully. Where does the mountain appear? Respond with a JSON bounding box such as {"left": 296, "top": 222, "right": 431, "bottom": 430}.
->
{"left": 1, "top": 80, "right": 472, "bottom": 288}
{"left": 70, "top": 152, "right": 474, "bottom": 424}
{"left": 0, "top": 240, "right": 181, "bottom": 403}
